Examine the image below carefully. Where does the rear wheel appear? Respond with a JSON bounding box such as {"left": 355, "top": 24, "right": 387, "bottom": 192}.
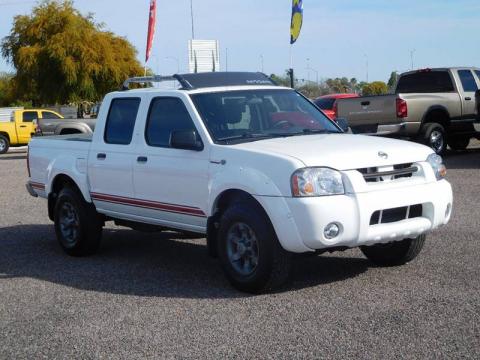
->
{"left": 360, "top": 235, "right": 426, "bottom": 266}
{"left": 217, "top": 200, "right": 292, "bottom": 293}
{"left": 54, "top": 186, "right": 103, "bottom": 256}
{"left": 0, "top": 135, "right": 9, "bottom": 154}
{"left": 447, "top": 136, "right": 470, "bottom": 151}
{"left": 420, "top": 123, "right": 446, "bottom": 154}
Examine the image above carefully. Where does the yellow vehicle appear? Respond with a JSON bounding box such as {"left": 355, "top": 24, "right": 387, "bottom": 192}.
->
{"left": 0, "top": 109, "right": 63, "bottom": 154}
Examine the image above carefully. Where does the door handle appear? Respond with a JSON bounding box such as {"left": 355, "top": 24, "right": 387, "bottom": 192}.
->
{"left": 20, "top": 125, "right": 27, "bottom": 128}
{"left": 97, "top": 153, "right": 106, "bottom": 160}
{"left": 137, "top": 156, "right": 148, "bottom": 163}
{"left": 361, "top": 101, "right": 370, "bottom": 106}
{"left": 465, "top": 97, "right": 472, "bottom": 101}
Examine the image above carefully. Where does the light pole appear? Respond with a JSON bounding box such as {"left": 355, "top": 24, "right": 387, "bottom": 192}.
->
{"left": 307, "top": 66, "right": 319, "bottom": 86}
{"left": 190, "top": 0, "right": 195, "bottom": 39}
{"left": 260, "top": 55, "right": 264, "bottom": 73}
{"left": 364, "top": 53, "right": 369, "bottom": 83}
{"left": 165, "top": 56, "right": 180, "bottom": 73}
{"left": 410, "top": 49, "right": 416, "bottom": 70}
{"left": 306, "top": 58, "right": 310, "bottom": 83}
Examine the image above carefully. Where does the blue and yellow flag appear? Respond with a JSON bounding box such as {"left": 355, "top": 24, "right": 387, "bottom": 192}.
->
{"left": 290, "top": 0, "right": 303, "bottom": 44}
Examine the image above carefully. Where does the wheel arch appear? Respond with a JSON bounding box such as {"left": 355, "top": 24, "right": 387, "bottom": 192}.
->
{"left": 0, "top": 131, "right": 10, "bottom": 141}
{"left": 47, "top": 173, "right": 89, "bottom": 221}
{"left": 422, "top": 106, "right": 451, "bottom": 128}
{"left": 207, "top": 189, "right": 271, "bottom": 258}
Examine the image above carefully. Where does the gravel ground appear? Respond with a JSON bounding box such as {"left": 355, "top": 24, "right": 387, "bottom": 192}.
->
{"left": 0, "top": 142, "right": 479, "bottom": 359}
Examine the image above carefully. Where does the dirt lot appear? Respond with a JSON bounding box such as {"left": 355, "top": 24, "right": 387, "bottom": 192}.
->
{"left": 0, "top": 142, "right": 479, "bottom": 358}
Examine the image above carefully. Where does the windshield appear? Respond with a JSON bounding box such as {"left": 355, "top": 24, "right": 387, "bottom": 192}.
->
{"left": 191, "top": 89, "right": 341, "bottom": 144}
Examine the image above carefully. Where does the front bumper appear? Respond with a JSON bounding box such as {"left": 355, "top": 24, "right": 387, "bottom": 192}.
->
{"left": 255, "top": 179, "right": 452, "bottom": 253}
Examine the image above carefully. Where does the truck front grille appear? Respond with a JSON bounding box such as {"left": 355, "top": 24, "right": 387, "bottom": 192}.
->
{"left": 370, "top": 204, "right": 423, "bottom": 225}
{"left": 358, "top": 163, "right": 419, "bottom": 183}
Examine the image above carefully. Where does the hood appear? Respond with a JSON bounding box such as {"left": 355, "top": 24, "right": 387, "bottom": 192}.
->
{"left": 233, "top": 134, "right": 433, "bottom": 170}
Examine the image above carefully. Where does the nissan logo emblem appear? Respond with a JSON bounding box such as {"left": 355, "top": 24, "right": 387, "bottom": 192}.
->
{"left": 378, "top": 151, "right": 389, "bottom": 159}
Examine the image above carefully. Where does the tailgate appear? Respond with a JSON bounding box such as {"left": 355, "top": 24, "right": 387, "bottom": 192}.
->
{"left": 336, "top": 95, "right": 400, "bottom": 132}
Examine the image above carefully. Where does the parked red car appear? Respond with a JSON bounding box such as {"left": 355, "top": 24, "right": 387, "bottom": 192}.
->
{"left": 314, "top": 93, "right": 359, "bottom": 120}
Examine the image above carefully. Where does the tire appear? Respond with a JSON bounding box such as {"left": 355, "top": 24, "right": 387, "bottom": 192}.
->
{"left": 217, "top": 200, "right": 292, "bottom": 293}
{"left": 0, "top": 134, "right": 9, "bottom": 154}
{"left": 360, "top": 235, "right": 426, "bottom": 267}
{"left": 447, "top": 136, "right": 470, "bottom": 151}
{"left": 54, "top": 186, "right": 103, "bottom": 256}
{"left": 420, "top": 123, "right": 446, "bottom": 155}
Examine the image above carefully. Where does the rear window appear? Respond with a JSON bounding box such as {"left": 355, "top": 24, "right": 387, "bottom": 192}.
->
{"left": 396, "top": 71, "right": 454, "bottom": 93}
{"left": 314, "top": 98, "right": 336, "bottom": 110}
{"left": 104, "top": 98, "right": 140, "bottom": 145}
{"left": 458, "top": 70, "right": 478, "bottom": 92}
{"left": 42, "top": 111, "right": 62, "bottom": 119}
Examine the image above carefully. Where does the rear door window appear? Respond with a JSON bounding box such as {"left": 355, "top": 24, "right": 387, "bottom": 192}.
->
{"left": 104, "top": 98, "right": 141, "bottom": 145}
{"left": 22, "top": 111, "right": 38, "bottom": 122}
{"left": 145, "top": 97, "right": 198, "bottom": 148}
{"left": 41, "top": 111, "right": 62, "bottom": 119}
{"left": 458, "top": 70, "right": 478, "bottom": 92}
{"left": 396, "top": 71, "right": 454, "bottom": 93}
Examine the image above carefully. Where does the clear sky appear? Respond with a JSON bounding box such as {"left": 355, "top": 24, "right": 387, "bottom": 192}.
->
{"left": 0, "top": 0, "right": 478, "bottom": 82}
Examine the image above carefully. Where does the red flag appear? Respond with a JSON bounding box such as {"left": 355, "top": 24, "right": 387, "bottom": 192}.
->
{"left": 145, "top": 0, "right": 156, "bottom": 63}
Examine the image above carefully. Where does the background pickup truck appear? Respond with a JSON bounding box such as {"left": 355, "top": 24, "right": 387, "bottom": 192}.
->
{"left": 37, "top": 117, "right": 96, "bottom": 136}
{"left": 336, "top": 67, "right": 480, "bottom": 154}
{"left": 26, "top": 72, "right": 453, "bottom": 293}
{"left": 0, "top": 108, "right": 47, "bottom": 154}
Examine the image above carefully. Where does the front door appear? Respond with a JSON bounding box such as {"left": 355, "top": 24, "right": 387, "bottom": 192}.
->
{"left": 88, "top": 97, "right": 141, "bottom": 217}
{"left": 457, "top": 69, "right": 479, "bottom": 119}
{"left": 133, "top": 96, "right": 209, "bottom": 233}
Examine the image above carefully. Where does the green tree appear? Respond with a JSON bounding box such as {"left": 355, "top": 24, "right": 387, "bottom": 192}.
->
{"left": 1, "top": 0, "right": 143, "bottom": 105}
{"left": 362, "top": 81, "right": 389, "bottom": 96}
{"left": 0, "top": 72, "right": 14, "bottom": 106}
{"left": 387, "top": 71, "right": 398, "bottom": 91}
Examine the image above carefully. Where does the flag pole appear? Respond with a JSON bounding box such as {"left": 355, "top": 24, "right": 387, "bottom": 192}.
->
{"left": 289, "top": 44, "right": 294, "bottom": 89}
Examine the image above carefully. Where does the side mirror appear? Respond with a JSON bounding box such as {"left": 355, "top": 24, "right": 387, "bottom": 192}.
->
{"left": 336, "top": 117, "right": 350, "bottom": 132}
{"left": 170, "top": 130, "right": 203, "bottom": 151}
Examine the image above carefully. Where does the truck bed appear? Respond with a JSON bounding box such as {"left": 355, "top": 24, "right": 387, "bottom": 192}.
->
{"left": 28, "top": 134, "right": 92, "bottom": 191}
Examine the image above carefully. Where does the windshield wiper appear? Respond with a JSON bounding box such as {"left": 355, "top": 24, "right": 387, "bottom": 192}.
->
{"left": 301, "top": 128, "right": 341, "bottom": 134}
{"left": 216, "top": 132, "right": 276, "bottom": 142}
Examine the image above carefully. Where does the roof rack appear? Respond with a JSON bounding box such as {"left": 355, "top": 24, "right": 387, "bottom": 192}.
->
{"left": 121, "top": 75, "right": 192, "bottom": 91}
{"left": 121, "top": 72, "right": 278, "bottom": 91}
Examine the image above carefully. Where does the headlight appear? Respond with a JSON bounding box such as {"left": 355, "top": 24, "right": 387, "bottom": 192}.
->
{"left": 427, "top": 153, "right": 447, "bottom": 180}
{"left": 292, "top": 167, "right": 345, "bottom": 197}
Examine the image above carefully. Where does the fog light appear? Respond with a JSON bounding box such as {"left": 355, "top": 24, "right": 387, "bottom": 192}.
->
{"left": 324, "top": 223, "right": 340, "bottom": 239}
{"left": 445, "top": 203, "right": 452, "bottom": 219}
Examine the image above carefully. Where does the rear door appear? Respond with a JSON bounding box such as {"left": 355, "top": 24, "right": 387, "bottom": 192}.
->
{"left": 88, "top": 97, "right": 142, "bottom": 217}
{"left": 456, "top": 69, "right": 479, "bottom": 119}
{"left": 17, "top": 110, "right": 38, "bottom": 143}
{"left": 133, "top": 95, "right": 209, "bottom": 232}
{"left": 40, "top": 110, "right": 63, "bottom": 135}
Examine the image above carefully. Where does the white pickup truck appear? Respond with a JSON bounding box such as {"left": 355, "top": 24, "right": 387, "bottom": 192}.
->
{"left": 27, "top": 72, "right": 453, "bottom": 293}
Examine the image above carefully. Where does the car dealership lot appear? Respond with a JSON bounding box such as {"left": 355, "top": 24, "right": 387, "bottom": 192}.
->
{"left": 1, "top": 143, "right": 479, "bottom": 358}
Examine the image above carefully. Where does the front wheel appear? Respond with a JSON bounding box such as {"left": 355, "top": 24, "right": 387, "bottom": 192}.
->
{"left": 0, "top": 135, "right": 9, "bottom": 154}
{"left": 360, "top": 235, "right": 426, "bottom": 267}
{"left": 54, "top": 186, "right": 103, "bottom": 256}
{"left": 447, "top": 136, "right": 470, "bottom": 151}
{"left": 420, "top": 123, "right": 446, "bottom": 154}
{"left": 217, "top": 200, "right": 292, "bottom": 293}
